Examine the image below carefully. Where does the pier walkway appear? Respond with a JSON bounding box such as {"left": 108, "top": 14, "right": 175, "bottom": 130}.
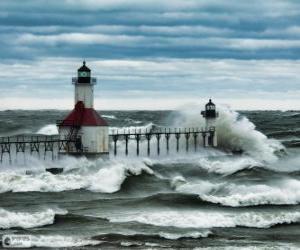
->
{"left": 0, "top": 127, "right": 216, "bottom": 163}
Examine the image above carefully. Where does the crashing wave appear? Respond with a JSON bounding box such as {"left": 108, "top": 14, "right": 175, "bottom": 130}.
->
{"left": 105, "top": 210, "right": 300, "bottom": 229}
{"left": 0, "top": 208, "right": 67, "bottom": 229}
{"left": 175, "top": 178, "right": 300, "bottom": 207}
{"left": 0, "top": 158, "right": 153, "bottom": 193}
{"left": 36, "top": 124, "right": 58, "bottom": 135}
{"left": 173, "top": 105, "right": 284, "bottom": 162}
{"left": 197, "top": 156, "right": 261, "bottom": 175}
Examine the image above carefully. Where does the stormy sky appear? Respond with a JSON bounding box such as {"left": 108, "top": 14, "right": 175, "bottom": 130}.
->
{"left": 1, "top": 0, "right": 300, "bottom": 110}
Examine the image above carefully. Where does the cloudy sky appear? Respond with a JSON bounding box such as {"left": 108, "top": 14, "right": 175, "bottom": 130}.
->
{"left": 1, "top": 0, "right": 300, "bottom": 110}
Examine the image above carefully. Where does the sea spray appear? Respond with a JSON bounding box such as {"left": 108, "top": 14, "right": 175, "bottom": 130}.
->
{"left": 109, "top": 122, "right": 155, "bottom": 134}
{"left": 0, "top": 158, "right": 153, "bottom": 193}
{"left": 172, "top": 104, "right": 284, "bottom": 162}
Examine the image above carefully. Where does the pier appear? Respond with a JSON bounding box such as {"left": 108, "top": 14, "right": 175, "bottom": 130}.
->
{"left": 0, "top": 127, "right": 216, "bottom": 163}
{"left": 110, "top": 127, "right": 216, "bottom": 157}
{"left": 0, "top": 135, "right": 75, "bottom": 163}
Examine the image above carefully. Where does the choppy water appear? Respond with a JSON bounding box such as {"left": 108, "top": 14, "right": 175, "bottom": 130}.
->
{"left": 0, "top": 107, "right": 300, "bottom": 249}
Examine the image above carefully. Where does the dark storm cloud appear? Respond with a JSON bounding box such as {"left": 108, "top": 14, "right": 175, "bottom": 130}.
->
{"left": 1, "top": 0, "right": 300, "bottom": 60}
{"left": 2, "top": 0, "right": 300, "bottom": 110}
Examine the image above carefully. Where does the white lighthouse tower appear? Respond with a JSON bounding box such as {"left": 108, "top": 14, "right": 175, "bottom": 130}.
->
{"left": 57, "top": 61, "right": 109, "bottom": 157}
{"left": 201, "top": 99, "right": 218, "bottom": 147}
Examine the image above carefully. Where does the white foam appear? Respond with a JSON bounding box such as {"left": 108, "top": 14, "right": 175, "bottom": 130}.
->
{"left": 109, "top": 122, "right": 155, "bottom": 134}
{"left": 271, "top": 154, "right": 300, "bottom": 173}
{"left": 194, "top": 244, "right": 299, "bottom": 250}
{"left": 36, "top": 124, "right": 58, "bottom": 135}
{"left": 159, "top": 230, "right": 211, "bottom": 239}
{"left": 0, "top": 158, "right": 153, "bottom": 193}
{"left": 174, "top": 105, "right": 284, "bottom": 163}
{"left": 28, "top": 235, "right": 100, "bottom": 248}
{"left": 102, "top": 115, "right": 116, "bottom": 119}
{"left": 106, "top": 210, "right": 300, "bottom": 229}
{"left": 0, "top": 208, "right": 67, "bottom": 229}
{"left": 170, "top": 176, "right": 187, "bottom": 189}
{"left": 125, "top": 118, "right": 142, "bottom": 124}
{"left": 88, "top": 160, "right": 153, "bottom": 192}
{"left": 197, "top": 156, "right": 261, "bottom": 175}
{"left": 176, "top": 178, "right": 300, "bottom": 207}
{"left": 120, "top": 241, "right": 142, "bottom": 247}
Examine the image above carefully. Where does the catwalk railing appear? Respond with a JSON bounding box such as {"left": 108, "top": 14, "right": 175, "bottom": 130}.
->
{"left": 110, "top": 127, "right": 216, "bottom": 156}
{"left": 0, "top": 127, "right": 216, "bottom": 163}
{"left": 0, "top": 135, "right": 76, "bottom": 163}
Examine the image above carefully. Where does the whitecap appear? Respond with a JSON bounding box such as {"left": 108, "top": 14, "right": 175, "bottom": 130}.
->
{"left": 0, "top": 158, "right": 153, "bottom": 193}
{"left": 36, "top": 124, "right": 58, "bottom": 135}
{"left": 105, "top": 210, "right": 300, "bottom": 229}
{"left": 28, "top": 235, "right": 100, "bottom": 248}
{"left": 197, "top": 156, "right": 261, "bottom": 175}
{"left": 159, "top": 230, "right": 211, "bottom": 239}
{"left": 176, "top": 178, "right": 300, "bottom": 207}
{"left": 102, "top": 115, "right": 116, "bottom": 119}
{"left": 0, "top": 208, "right": 67, "bottom": 229}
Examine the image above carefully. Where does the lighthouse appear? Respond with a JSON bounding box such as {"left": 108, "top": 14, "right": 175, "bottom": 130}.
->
{"left": 201, "top": 99, "right": 218, "bottom": 147}
{"left": 57, "top": 61, "right": 109, "bottom": 157}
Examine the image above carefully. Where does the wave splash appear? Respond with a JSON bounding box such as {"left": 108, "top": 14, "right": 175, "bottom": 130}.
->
{"left": 0, "top": 158, "right": 153, "bottom": 193}
{"left": 0, "top": 208, "right": 67, "bottom": 229}
{"left": 173, "top": 105, "right": 284, "bottom": 162}
{"left": 106, "top": 210, "right": 300, "bottom": 229}
{"left": 175, "top": 178, "right": 300, "bottom": 207}
{"left": 36, "top": 124, "right": 58, "bottom": 135}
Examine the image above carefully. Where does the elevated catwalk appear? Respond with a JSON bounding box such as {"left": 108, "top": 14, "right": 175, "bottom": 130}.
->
{"left": 0, "top": 127, "right": 216, "bottom": 163}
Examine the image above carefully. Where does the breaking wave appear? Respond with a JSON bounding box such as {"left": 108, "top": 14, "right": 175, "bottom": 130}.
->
{"left": 175, "top": 178, "right": 300, "bottom": 207}
{"left": 158, "top": 231, "right": 211, "bottom": 240}
{"left": 102, "top": 115, "right": 117, "bottom": 119}
{"left": 93, "top": 230, "right": 211, "bottom": 242}
{"left": 105, "top": 210, "right": 300, "bottom": 229}
{"left": 0, "top": 158, "right": 153, "bottom": 193}
{"left": 173, "top": 105, "right": 284, "bottom": 162}
{"left": 196, "top": 156, "right": 261, "bottom": 175}
{"left": 21, "top": 235, "right": 100, "bottom": 248}
{"left": 36, "top": 124, "right": 58, "bottom": 135}
{"left": 0, "top": 208, "right": 67, "bottom": 229}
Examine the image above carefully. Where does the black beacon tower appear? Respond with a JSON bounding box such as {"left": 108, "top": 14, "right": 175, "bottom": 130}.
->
{"left": 201, "top": 99, "right": 218, "bottom": 147}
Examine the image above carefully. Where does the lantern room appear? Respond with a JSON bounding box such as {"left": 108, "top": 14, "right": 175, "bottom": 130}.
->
{"left": 77, "top": 61, "right": 91, "bottom": 83}
{"left": 201, "top": 99, "right": 218, "bottom": 119}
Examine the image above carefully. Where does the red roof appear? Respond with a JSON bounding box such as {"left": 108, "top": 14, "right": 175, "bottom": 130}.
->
{"left": 60, "top": 101, "right": 108, "bottom": 127}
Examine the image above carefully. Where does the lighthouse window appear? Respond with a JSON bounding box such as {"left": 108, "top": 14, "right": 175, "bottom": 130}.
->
{"left": 79, "top": 71, "right": 90, "bottom": 77}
